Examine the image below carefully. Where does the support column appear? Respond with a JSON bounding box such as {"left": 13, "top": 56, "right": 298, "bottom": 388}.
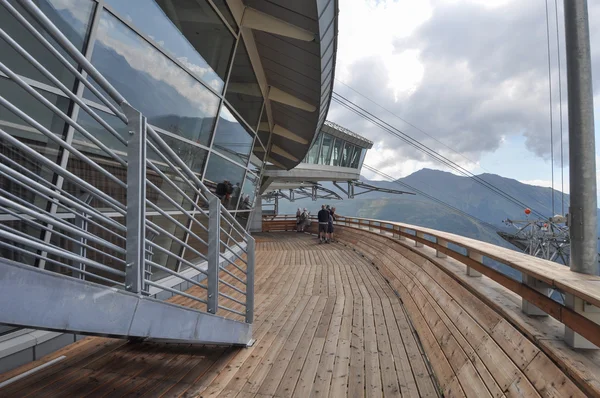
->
{"left": 564, "top": 294, "right": 600, "bottom": 349}
{"left": 414, "top": 231, "right": 424, "bottom": 248}
{"left": 207, "top": 195, "right": 221, "bottom": 315}
{"left": 467, "top": 250, "right": 482, "bottom": 277}
{"left": 436, "top": 238, "right": 448, "bottom": 258}
{"left": 521, "top": 275, "right": 550, "bottom": 316}
{"left": 564, "top": 0, "right": 598, "bottom": 276}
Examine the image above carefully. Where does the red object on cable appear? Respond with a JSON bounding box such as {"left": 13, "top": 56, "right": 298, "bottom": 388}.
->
{"left": 524, "top": 208, "right": 531, "bottom": 215}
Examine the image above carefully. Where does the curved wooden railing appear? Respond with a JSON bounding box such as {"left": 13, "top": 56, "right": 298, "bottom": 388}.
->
{"left": 263, "top": 214, "right": 600, "bottom": 348}
{"left": 263, "top": 214, "right": 600, "bottom": 396}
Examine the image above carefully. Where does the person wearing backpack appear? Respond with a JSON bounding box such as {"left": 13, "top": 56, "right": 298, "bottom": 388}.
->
{"left": 296, "top": 208, "right": 302, "bottom": 232}
{"left": 299, "top": 208, "right": 309, "bottom": 232}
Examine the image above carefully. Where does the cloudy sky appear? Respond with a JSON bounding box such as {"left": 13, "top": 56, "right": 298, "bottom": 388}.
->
{"left": 328, "top": 0, "right": 600, "bottom": 197}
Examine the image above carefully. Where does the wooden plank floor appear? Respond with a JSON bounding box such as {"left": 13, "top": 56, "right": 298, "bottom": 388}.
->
{"left": 0, "top": 233, "right": 438, "bottom": 397}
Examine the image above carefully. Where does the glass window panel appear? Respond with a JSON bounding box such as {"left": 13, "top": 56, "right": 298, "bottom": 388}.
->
{"left": 0, "top": 77, "right": 70, "bottom": 210}
{"left": 0, "top": 0, "right": 95, "bottom": 89}
{"left": 184, "top": 212, "right": 209, "bottom": 265}
{"left": 204, "top": 153, "right": 245, "bottom": 210}
{"left": 350, "top": 146, "right": 362, "bottom": 168}
{"left": 147, "top": 214, "right": 187, "bottom": 277}
{"left": 358, "top": 147, "right": 367, "bottom": 169}
{"left": 238, "top": 172, "right": 258, "bottom": 210}
{"left": 159, "top": 134, "right": 208, "bottom": 177}
{"left": 211, "top": 0, "right": 238, "bottom": 33}
{"left": 73, "top": 108, "right": 128, "bottom": 157}
{"left": 306, "top": 134, "right": 322, "bottom": 164}
{"left": 87, "top": 10, "right": 220, "bottom": 146}
{"left": 234, "top": 211, "right": 251, "bottom": 230}
{"left": 318, "top": 134, "right": 334, "bottom": 165}
{"left": 225, "top": 38, "right": 263, "bottom": 130}
{"left": 330, "top": 138, "right": 343, "bottom": 166}
{"left": 341, "top": 143, "right": 355, "bottom": 167}
{"left": 212, "top": 105, "right": 253, "bottom": 167}
{"left": 105, "top": 0, "right": 235, "bottom": 93}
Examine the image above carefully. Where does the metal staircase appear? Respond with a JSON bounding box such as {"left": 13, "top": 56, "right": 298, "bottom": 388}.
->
{"left": 0, "top": 0, "right": 254, "bottom": 346}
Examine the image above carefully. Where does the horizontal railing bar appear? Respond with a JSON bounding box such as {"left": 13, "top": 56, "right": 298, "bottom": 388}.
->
{"left": 0, "top": 0, "right": 127, "bottom": 123}
{"left": 146, "top": 241, "right": 207, "bottom": 275}
{"left": 0, "top": 189, "right": 125, "bottom": 254}
{"left": 0, "top": 228, "right": 126, "bottom": 277}
{"left": 218, "top": 247, "right": 247, "bottom": 274}
{"left": 217, "top": 305, "right": 245, "bottom": 317}
{"left": 145, "top": 200, "right": 209, "bottom": 249}
{"left": 0, "top": 190, "right": 126, "bottom": 255}
{"left": 145, "top": 131, "right": 209, "bottom": 203}
{"left": 145, "top": 280, "right": 207, "bottom": 305}
{"left": 219, "top": 265, "right": 246, "bottom": 286}
{"left": 219, "top": 227, "right": 248, "bottom": 254}
{"left": 19, "top": 0, "right": 128, "bottom": 107}
{"left": 0, "top": 206, "right": 126, "bottom": 265}
{"left": 145, "top": 260, "right": 208, "bottom": 292}
{"left": 0, "top": 59, "right": 127, "bottom": 166}
{"left": 220, "top": 216, "right": 249, "bottom": 243}
{"left": 220, "top": 210, "right": 249, "bottom": 243}
{"left": 0, "top": 163, "right": 127, "bottom": 240}
{"left": 0, "top": 240, "right": 125, "bottom": 286}
{"left": 218, "top": 291, "right": 246, "bottom": 307}
{"left": 145, "top": 182, "right": 208, "bottom": 236}
{"left": 144, "top": 217, "right": 208, "bottom": 262}
{"left": 0, "top": 95, "right": 126, "bottom": 189}
{"left": 0, "top": 128, "right": 126, "bottom": 214}
{"left": 218, "top": 279, "right": 246, "bottom": 296}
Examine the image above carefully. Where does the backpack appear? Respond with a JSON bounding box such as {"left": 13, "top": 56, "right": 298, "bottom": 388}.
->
{"left": 300, "top": 211, "right": 308, "bottom": 221}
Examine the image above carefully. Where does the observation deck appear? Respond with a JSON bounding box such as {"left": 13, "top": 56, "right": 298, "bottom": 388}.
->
{"left": 2, "top": 221, "right": 600, "bottom": 397}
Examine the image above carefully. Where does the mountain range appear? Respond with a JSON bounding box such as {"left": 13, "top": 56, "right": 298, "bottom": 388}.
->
{"left": 276, "top": 168, "right": 595, "bottom": 279}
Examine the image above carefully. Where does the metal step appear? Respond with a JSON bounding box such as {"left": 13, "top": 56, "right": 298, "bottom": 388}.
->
{"left": 0, "top": 259, "right": 252, "bottom": 346}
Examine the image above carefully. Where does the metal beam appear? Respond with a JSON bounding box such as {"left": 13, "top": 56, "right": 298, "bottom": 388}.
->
{"left": 241, "top": 7, "right": 314, "bottom": 42}
{"left": 268, "top": 86, "right": 317, "bottom": 112}
{"left": 564, "top": 0, "right": 598, "bottom": 275}
{"left": 0, "top": 259, "right": 252, "bottom": 346}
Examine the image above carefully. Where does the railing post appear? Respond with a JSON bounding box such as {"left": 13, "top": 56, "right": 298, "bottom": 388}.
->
{"left": 564, "top": 294, "right": 600, "bottom": 349}
{"left": 467, "top": 250, "right": 482, "bottom": 277}
{"left": 245, "top": 237, "right": 255, "bottom": 324}
{"left": 415, "top": 231, "right": 424, "bottom": 247}
{"left": 124, "top": 104, "right": 146, "bottom": 294}
{"left": 398, "top": 227, "right": 406, "bottom": 240}
{"left": 521, "top": 275, "right": 550, "bottom": 316}
{"left": 436, "top": 238, "right": 448, "bottom": 258}
{"left": 207, "top": 195, "right": 220, "bottom": 314}
{"left": 73, "top": 193, "right": 92, "bottom": 280}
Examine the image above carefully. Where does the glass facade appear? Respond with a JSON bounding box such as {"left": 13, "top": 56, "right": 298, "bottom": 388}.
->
{"left": 303, "top": 130, "right": 368, "bottom": 170}
{"left": 0, "top": 0, "right": 264, "bottom": 279}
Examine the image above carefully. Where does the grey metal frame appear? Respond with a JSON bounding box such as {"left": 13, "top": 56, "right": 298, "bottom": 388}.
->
{"left": 0, "top": 0, "right": 256, "bottom": 342}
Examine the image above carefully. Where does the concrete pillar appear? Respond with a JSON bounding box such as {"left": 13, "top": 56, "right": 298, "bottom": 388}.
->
{"left": 414, "top": 231, "right": 424, "bottom": 248}
{"left": 248, "top": 196, "right": 263, "bottom": 233}
{"left": 467, "top": 250, "right": 482, "bottom": 277}
{"left": 436, "top": 238, "right": 448, "bottom": 258}
{"left": 564, "top": 293, "right": 600, "bottom": 349}
{"left": 521, "top": 275, "right": 550, "bottom": 316}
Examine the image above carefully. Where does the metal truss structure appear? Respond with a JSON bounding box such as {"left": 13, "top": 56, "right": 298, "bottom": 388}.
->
{"left": 333, "top": 181, "right": 414, "bottom": 199}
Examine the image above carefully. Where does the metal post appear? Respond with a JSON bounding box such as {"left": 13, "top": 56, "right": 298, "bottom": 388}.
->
{"left": 124, "top": 104, "right": 146, "bottom": 294}
{"left": 564, "top": 0, "right": 598, "bottom": 275}
{"left": 245, "top": 237, "right": 255, "bottom": 324}
{"left": 73, "top": 193, "right": 92, "bottom": 280}
{"left": 207, "top": 195, "right": 221, "bottom": 314}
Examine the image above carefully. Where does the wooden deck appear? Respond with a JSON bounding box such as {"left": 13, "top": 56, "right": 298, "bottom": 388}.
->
{"left": 0, "top": 233, "right": 439, "bottom": 397}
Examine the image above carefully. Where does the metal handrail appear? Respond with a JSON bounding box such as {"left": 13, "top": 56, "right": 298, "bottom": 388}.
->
{"left": 0, "top": 0, "right": 255, "bottom": 324}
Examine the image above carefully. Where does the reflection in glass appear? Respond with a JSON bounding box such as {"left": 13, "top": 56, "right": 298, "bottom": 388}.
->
{"left": 147, "top": 214, "right": 187, "bottom": 277}
{"left": 330, "top": 138, "right": 343, "bottom": 166}
{"left": 204, "top": 154, "right": 245, "bottom": 210}
{"left": 212, "top": 105, "right": 253, "bottom": 167}
{"left": 0, "top": 77, "right": 70, "bottom": 209}
{"left": 0, "top": 0, "right": 95, "bottom": 89}
{"left": 225, "top": 38, "right": 263, "bottom": 129}
{"left": 235, "top": 211, "right": 251, "bottom": 230}
{"left": 157, "top": 134, "right": 208, "bottom": 177}
{"left": 306, "top": 134, "right": 322, "bottom": 164}
{"left": 105, "top": 0, "right": 234, "bottom": 93}
{"left": 211, "top": 0, "right": 238, "bottom": 33}
{"left": 358, "top": 148, "right": 367, "bottom": 169}
{"left": 73, "top": 108, "right": 128, "bottom": 157}
{"left": 318, "top": 134, "right": 333, "bottom": 165}
{"left": 238, "top": 172, "right": 258, "bottom": 210}
{"left": 87, "top": 10, "right": 220, "bottom": 146}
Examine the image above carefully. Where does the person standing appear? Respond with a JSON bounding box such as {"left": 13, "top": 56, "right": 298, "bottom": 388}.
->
{"left": 296, "top": 208, "right": 302, "bottom": 232}
{"left": 317, "top": 205, "right": 329, "bottom": 243}
{"left": 329, "top": 206, "right": 337, "bottom": 242}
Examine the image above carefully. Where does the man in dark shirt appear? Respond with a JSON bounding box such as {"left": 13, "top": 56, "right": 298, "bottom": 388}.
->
{"left": 317, "top": 204, "right": 330, "bottom": 244}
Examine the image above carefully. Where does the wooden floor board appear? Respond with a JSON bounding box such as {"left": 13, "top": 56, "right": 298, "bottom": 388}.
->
{"left": 1, "top": 233, "right": 440, "bottom": 397}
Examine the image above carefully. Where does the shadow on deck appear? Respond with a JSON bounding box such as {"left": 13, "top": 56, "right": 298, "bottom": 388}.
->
{"left": 0, "top": 233, "right": 438, "bottom": 397}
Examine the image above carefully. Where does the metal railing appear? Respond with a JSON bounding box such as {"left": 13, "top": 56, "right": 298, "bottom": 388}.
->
{"left": 0, "top": 0, "right": 254, "bottom": 323}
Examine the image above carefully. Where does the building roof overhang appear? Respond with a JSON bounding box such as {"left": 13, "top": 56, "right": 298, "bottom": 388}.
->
{"left": 231, "top": 0, "right": 338, "bottom": 170}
